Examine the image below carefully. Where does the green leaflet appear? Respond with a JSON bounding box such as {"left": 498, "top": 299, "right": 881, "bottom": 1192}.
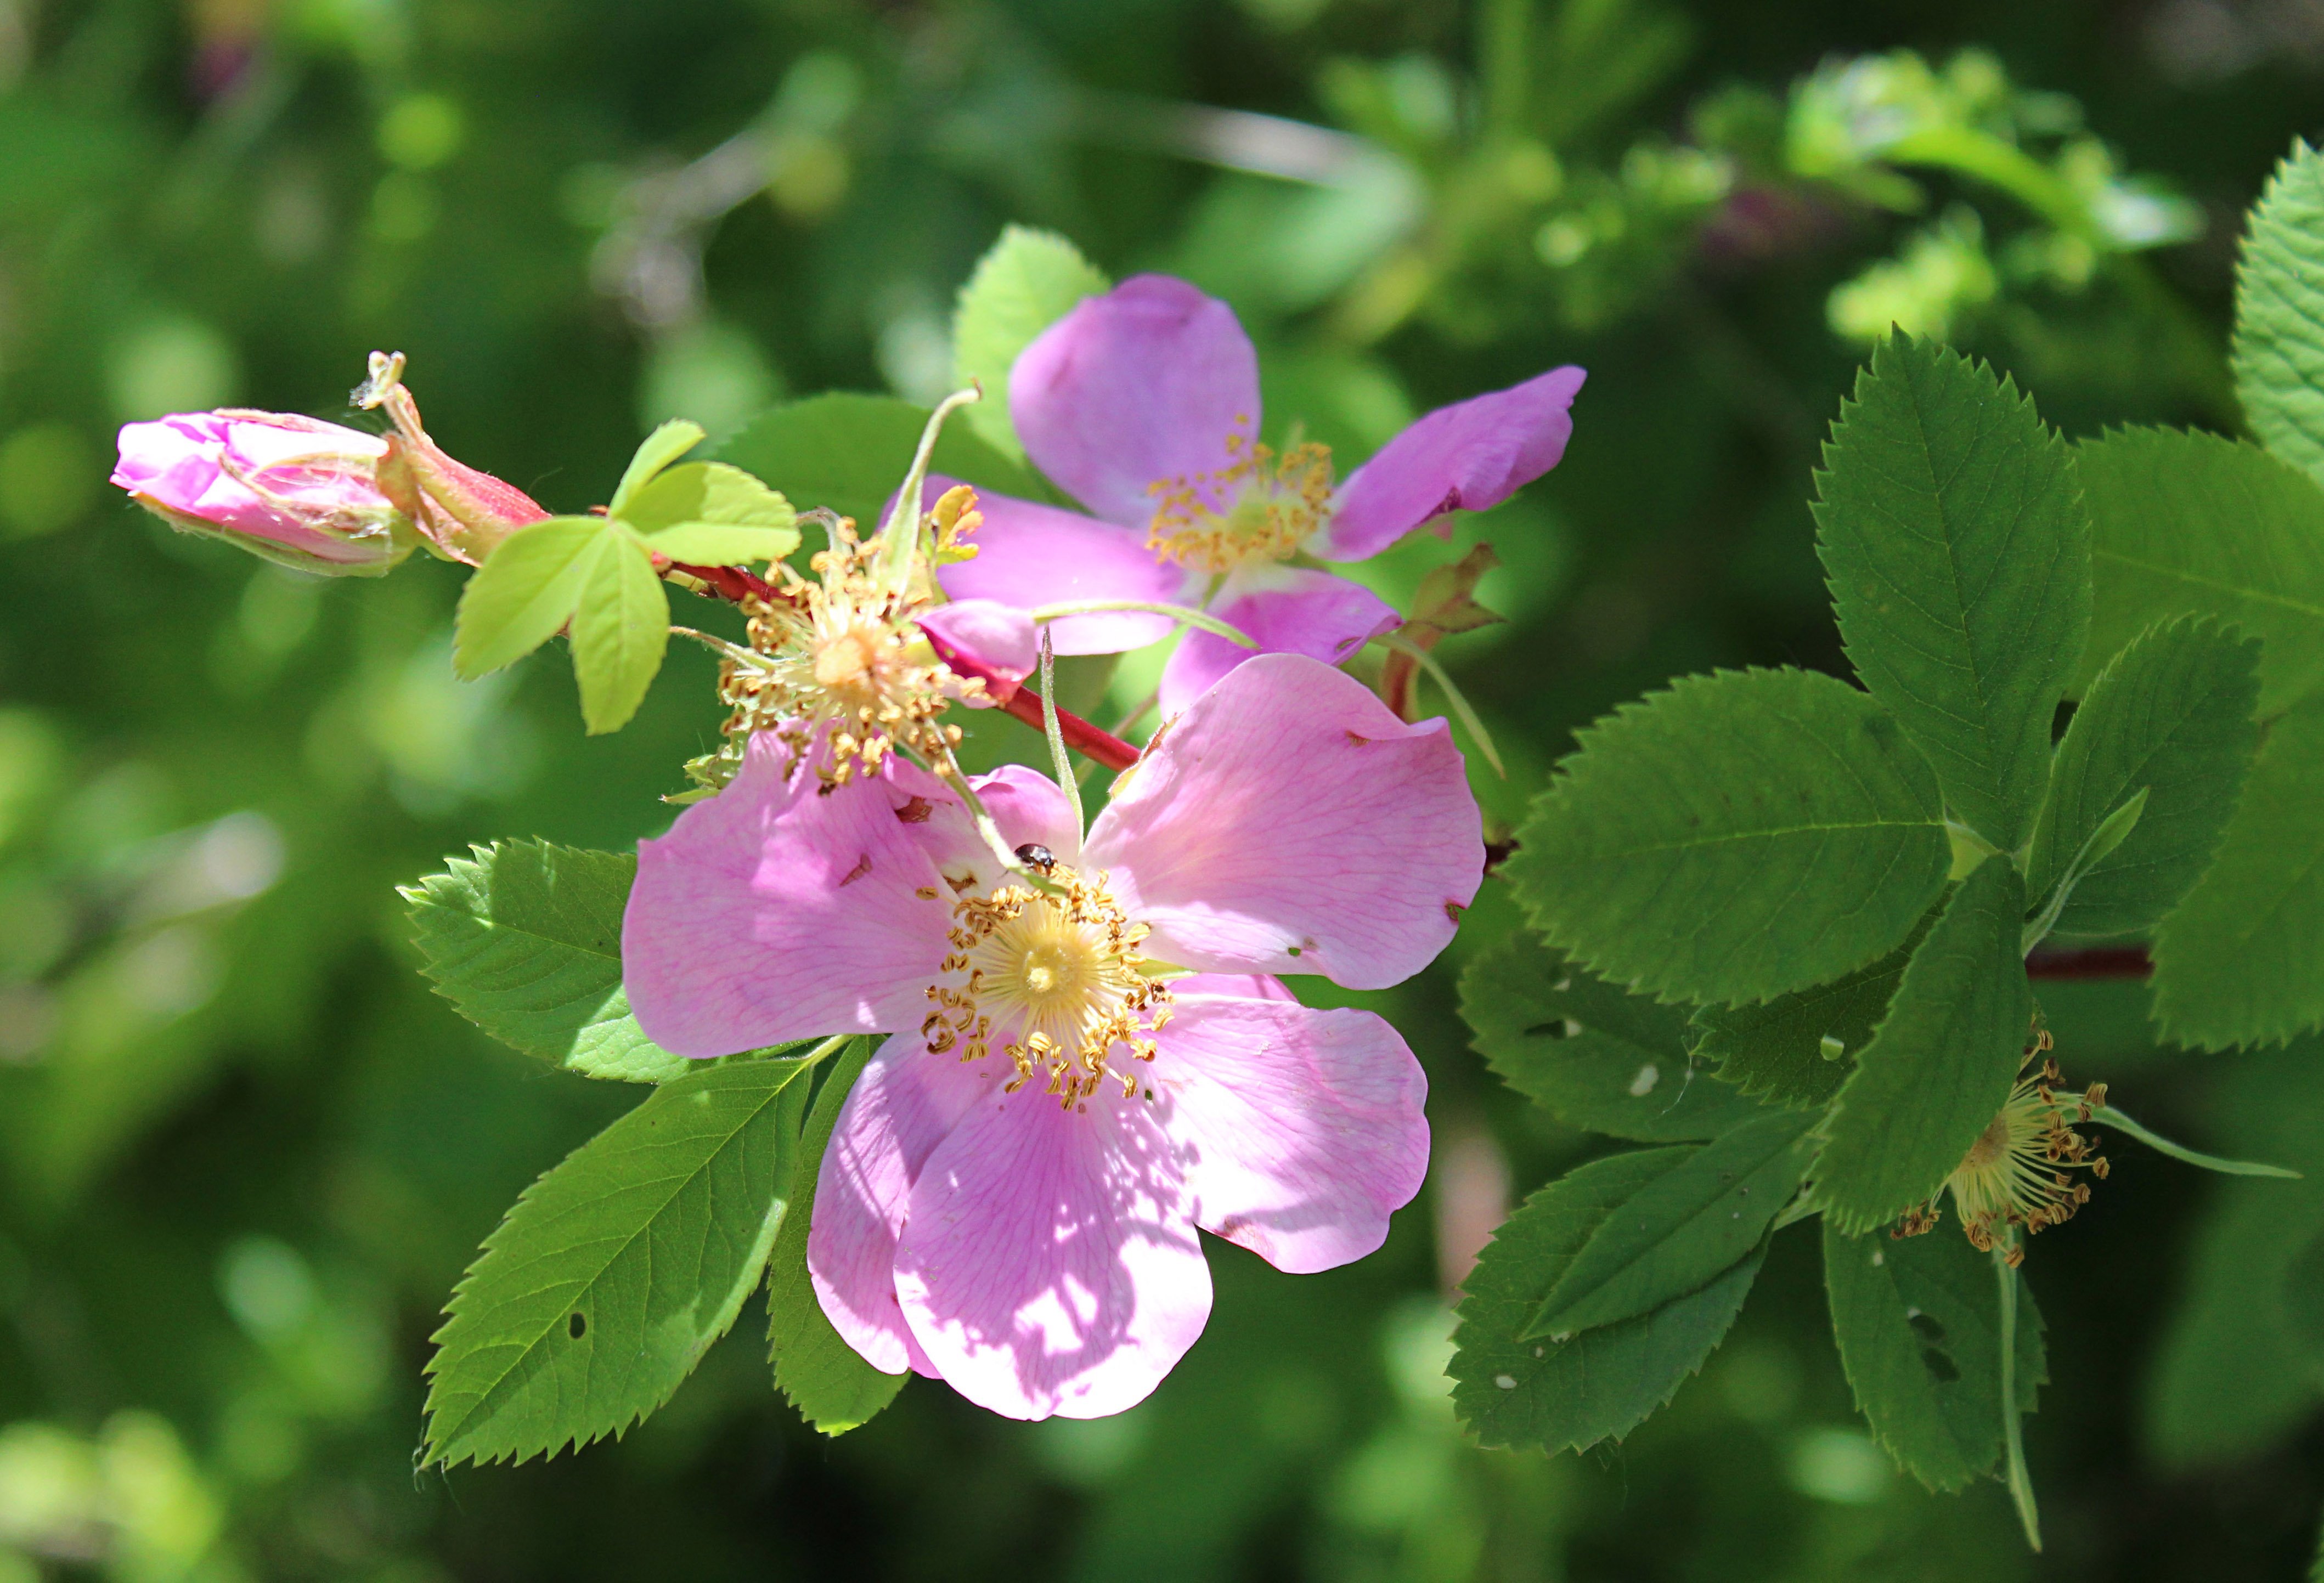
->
{"left": 452, "top": 517, "right": 605, "bottom": 680}
{"left": 710, "top": 393, "right": 1046, "bottom": 533}
{"left": 2153, "top": 696, "right": 2324, "bottom": 1049}
{"left": 421, "top": 1058, "right": 815, "bottom": 1468}
{"left": 571, "top": 530, "right": 669, "bottom": 734}
{"left": 1459, "top": 932, "right": 1765, "bottom": 1141}
{"left": 1813, "top": 333, "right": 2089, "bottom": 853}
{"left": 402, "top": 840, "right": 687, "bottom": 1083}
{"left": 622, "top": 460, "right": 799, "bottom": 569}
{"left": 609, "top": 419, "right": 707, "bottom": 517}
{"left": 1524, "top": 1107, "right": 1818, "bottom": 1338}
{"left": 2234, "top": 142, "right": 2324, "bottom": 489}
{"left": 1689, "top": 906, "right": 1937, "bottom": 1110}
{"left": 1817, "top": 858, "right": 2033, "bottom": 1236}
{"left": 2076, "top": 427, "right": 2324, "bottom": 715}
{"left": 1823, "top": 1223, "right": 2045, "bottom": 1492}
{"left": 951, "top": 225, "right": 1109, "bottom": 461}
{"left": 2028, "top": 617, "right": 2261, "bottom": 942}
{"left": 1449, "top": 1150, "right": 1764, "bottom": 1454}
{"left": 1504, "top": 666, "right": 1950, "bottom": 1008}
{"left": 766, "top": 1038, "right": 907, "bottom": 1434}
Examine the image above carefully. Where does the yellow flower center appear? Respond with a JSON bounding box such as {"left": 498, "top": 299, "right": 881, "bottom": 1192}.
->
{"left": 1146, "top": 434, "right": 1335, "bottom": 575}
{"left": 921, "top": 866, "right": 1171, "bottom": 1108}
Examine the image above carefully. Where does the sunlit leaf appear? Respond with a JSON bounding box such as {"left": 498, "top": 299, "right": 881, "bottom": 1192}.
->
{"left": 452, "top": 517, "right": 606, "bottom": 680}
{"left": 619, "top": 460, "right": 797, "bottom": 540}
{"left": 951, "top": 225, "right": 1109, "bottom": 460}
{"left": 570, "top": 535, "right": 668, "bottom": 735}
{"left": 608, "top": 419, "right": 707, "bottom": 517}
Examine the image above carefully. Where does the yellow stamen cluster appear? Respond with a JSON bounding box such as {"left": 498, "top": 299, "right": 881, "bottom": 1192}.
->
{"left": 920, "top": 866, "right": 1172, "bottom": 1109}
{"left": 1894, "top": 1027, "right": 2108, "bottom": 1267}
{"left": 1146, "top": 432, "right": 1334, "bottom": 575}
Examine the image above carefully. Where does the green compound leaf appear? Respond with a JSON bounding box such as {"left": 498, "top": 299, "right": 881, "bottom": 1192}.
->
{"left": 2077, "top": 427, "right": 2324, "bottom": 715}
{"left": 767, "top": 1038, "right": 907, "bottom": 1434}
{"left": 2234, "top": 141, "right": 2324, "bottom": 488}
{"left": 2153, "top": 696, "right": 2324, "bottom": 1049}
{"left": 421, "top": 1058, "right": 815, "bottom": 1469}
{"left": 1813, "top": 333, "right": 2090, "bottom": 853}
{"left": 1817, "top": 857, "right": 2033, "bottom": 1236}
{"left": 1503, "top": 666, "right": 1950, "bottom": 1008}
{"left": 1451, "top": 1150, "right": 1764, "bottom": 1454}
{"left": 951, "top": 225, "right": 1109, "bottom": 461}
{"left": 711, "top": 393, "right": 1045, "bottom": 534}
{"left": 1823, "top": 1222, "right": 2045, "bottom": 1492}
{"left": 1459, "top": 932, "right": 1766, "bottom": 1141}
{"left": 642, "top": 521, "right": 800, "bottom": 567}
{"left": 1525, "top": 1107, "right": 1818, "bottom": 1338}
{"left": 609, "top": 419, "right": 707, "bottom": 517}
{"left": 620, "top": 459, "right": 798, "bottom": 541}
{"left": 1689, "top": 906, "right": 1937, "bottom": 1110}
{"left": 403, "top": 841, "right": 687, "bottom": 1084}
{"left": 452, "top": 517, "right": 606, "bottom": 680}
{"left": 571, "top": 534, "right": 669, "bottom": 735}
{"left": 2028, "top": 617, "right": 2261, "bottom": 942}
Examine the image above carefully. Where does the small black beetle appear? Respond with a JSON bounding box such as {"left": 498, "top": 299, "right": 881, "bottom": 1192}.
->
{"left": 1014, "top": 843, "right": 1057, "bottom": 874}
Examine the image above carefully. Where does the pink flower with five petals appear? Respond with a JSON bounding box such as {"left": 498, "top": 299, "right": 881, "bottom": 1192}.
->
{"left": 621, "top": 654, "right": 1482, "bottom": 1419}
{"left": 932, "top": 274, "right": 1586, "bottom": 716}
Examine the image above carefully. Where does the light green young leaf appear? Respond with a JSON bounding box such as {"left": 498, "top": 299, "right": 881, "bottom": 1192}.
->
{"left": 952, "top": 225, "right": 1110, "bottom": 460}
{"left": 1823, "top": 1221, "right": 2045, "bottom": 1492}
{"left": 421, "top": 1058, "right": 814, "bottom": 1468}
{"left": 570, "top": 535, "right": 669, "bottom": 735}
{"left": 1459, "top": 932, "right": 1767, "bottom": 1142}
{"left": 768, "top": 1039, "right": 908, "bottom": 1434}
{"left": 2153, "top": 696, "right": 2324, "bottom": 1049}
{"left": 642, "top": 522, "right": 800, "bottom": 566}
{"left": 1525, "top": 1107, "right": 1818, "bottom": 1338}
{"left": 1503, "top": 666, "right": 1950, "bottom": 1007}
{"left": 619, "top": 460, "right": 797, "bottom": 538}
{"left": 1817, "top": 857, "right": 2033, "bottom": 1235}
{"left": 402, "top": 841, "right": 687, "bottom": 1083}
{"left": 608, "top": 419, "right": 707, "bottom": 517}
{"left": 1451, "top": 1150, "right": 1764, "bottom": 1454}
{"left": 710, "top": 393, "right": 1045, "bottom": 533}
{"left": 2077, "top": 427, "right": 2324, "bottom": 714}
{"left": 1813, "top": 333, "right": 2090, "bottom": 852}
{"left": 2234, "top": 141, "right": 2324, "bottom": 487}
{"left": 452, "top": 517, "right": 607, "bottom": 680}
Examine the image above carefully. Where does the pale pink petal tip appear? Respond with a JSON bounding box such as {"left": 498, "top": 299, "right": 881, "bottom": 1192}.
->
{"left": 1157, "top": 566, "right": 1398, "bottom": 719}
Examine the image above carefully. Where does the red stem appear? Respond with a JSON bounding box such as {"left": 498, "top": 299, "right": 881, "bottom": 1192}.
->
{"left": 918, "top": 627, "right": 1141, "bottom": 771}
{"left": 662, "top": 559, "right": 787, "bottom": 606}
{"left": 2025, "top": 946, "right": 2151, "bottom": 981}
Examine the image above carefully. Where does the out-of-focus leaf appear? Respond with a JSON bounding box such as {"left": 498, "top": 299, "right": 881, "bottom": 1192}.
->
{"left": 711, "top": 394, "right": 1045, "bottom": 533}
{"left": 2234, "top": 141, "right": 2324, "bottom": 487}
{"left": 452, "top": 517, "right": 605, "bottom": 679}
{"left": 1688, "top": 909, "right": 1934, "bottom": 1109}
{"left": 421, "top": 1058, "right": 813, "bottom": 1468}
{"left": 1503, "top": 666, "right": 1949, "bottom": 1007}
{"left": 570, "top": 536, "right": 668, "bottom": 734}
{"left": 951, "top": 225, "right": 1109, "bottom": 460}
{"left": 1813, "top": 333, "right": 2089, "bottom": 852}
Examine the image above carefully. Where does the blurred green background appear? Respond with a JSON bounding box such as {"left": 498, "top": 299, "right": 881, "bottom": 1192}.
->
{"left": 1, "top": 0, "right": 2321, "bottom": 1576}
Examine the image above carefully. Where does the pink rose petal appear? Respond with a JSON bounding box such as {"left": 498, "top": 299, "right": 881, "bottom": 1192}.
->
{"left": 1157, "top": 565, "right": 1399, "bottom": 718}
{"left": 930, "top": 479, "right": 1193, "bottom": 655}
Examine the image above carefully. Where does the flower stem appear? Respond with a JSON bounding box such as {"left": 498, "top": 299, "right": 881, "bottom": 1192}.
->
{"left": 873, "top": 387, "right": 981, "bottom": 595}
{"left": 1994, "top": 1241, "right": 2042, "bottom": 1552}
{"left": 1027, "top": 599, "right": 1257, "bottom": 648}
{"left": 1039, "top": 629, "right": 1084, "bottom": 850}
{"left": 918, "top": 625, "right": 1141, "bottom": 771}
{"left": 1373, "top": 632, "right": 1504, "bottom": 777}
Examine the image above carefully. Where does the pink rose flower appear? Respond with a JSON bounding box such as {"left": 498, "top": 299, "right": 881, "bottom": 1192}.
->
{"left": 112, "top": 409, "right": 411, "bottom": 574}
{"left": 622, "top": 653, "right": 1483, "bottom": 1418}
{"left": 932, "top": 274, "right": 1586, "bottom": 715}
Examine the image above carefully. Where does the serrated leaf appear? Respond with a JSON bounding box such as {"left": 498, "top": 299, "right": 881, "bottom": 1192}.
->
{"left": 1459, "top": 932, "right": 1766, "bottom": 1141}
{"left": 2235, "top": 142, "right": 2324, "bottom": 487}
{"left": 2029, "top": 617, "right": 2261, "bottom": 941}
{"left": 1503, "top": 666, "right": 1949, "bottom": 1008}
{"left": 1813, "top": 333, "right": 2090, "bottom": 852}
{"left": 609, "top": 419, "right": 707, "bottom": 516}
{"left": 1525, "top": 1108, "right": 1817, "bottom": 1338}
{"left": 952, "top": 225, "right": 1110, "bottom": 460}
{"left": 571, "top": 535, "right": 668, "bottom": 735}
{"left": 1817, "top": 858, "right": 2033, "bottom": 1235}
{"left": 619, "top": 460, "right": 797, "bottom": 540}
{"left": 1689, "top": 907, "right": 1937, "bottom": 1109}
{"left": 1450, "top": 1151, "right": 1764, "bottom": 1454}
{"left": 403, "top": 840, "right": 689, "bottom": 1083}
{"left": 1823, "top": 1222, "right": 2046, "bottom": 1492}
{"left": 421, "top": 1058, "right": 814, "bottom": 1468}
{"left": 2076, "top": 427, "right": 2324, "bottom": 714}
{"left": 2153, "top": 696, "right": 2324, "bottom": 1049}
{"left": 710, "top": 393, "right": 1046, "bottom": 533}
{"left": 452, "top": 517, "right": 606, "bottom": 680}
{"left": 767, "top": 1038, "right": 907, "bottom": 1434}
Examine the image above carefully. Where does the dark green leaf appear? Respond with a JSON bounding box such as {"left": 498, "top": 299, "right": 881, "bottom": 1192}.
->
{"left": 2153, "top": 696, "right": 2324, "bottom": 1049}
{"left": 1813, "top": 333, "right": 2089, "bottom": 851}
{"left": 571, "top": 535, "right": 668, "bottom": 735}
{"left": 1459, "top": 932, "right": 1765, "bottom": 1141}
{"left": 452, "top": 517, "right": 606, "bottom": 680}
{"left": 951, "top": 225, "right": 1109, "bottom": 461}
{"left": 1503, "top": 665, "right": 1949, "bottom": 1007}
{"left": 1823, "top": 1222, "right": 2045, "bottom": 1491}
{"left": 2029, "top": 617, "right": 2261, "bottom": 941}
{"left": 1451, "top": 1151, "right": 1763, "bottom": 1454}
{"left": 1526, "top": 1108, "right": 1818, "bottom": 1337}
{"left": 608, "top": 419, "right": 707, "bottom": 516}
{"left": 767, "top": 1039, "right": 907, "bottom": 1434}
{"left": 422, "top": 1058, "right": 814, "bottom": 1468}
{"left": 2234, "top": 141, "right": 2324, "bottom": 488}
{"left": 1817, "top": 858, "right": 2033, "bottom": 1235}
{"left": 710, "top": 393, "right": 1046, "bottom": 532}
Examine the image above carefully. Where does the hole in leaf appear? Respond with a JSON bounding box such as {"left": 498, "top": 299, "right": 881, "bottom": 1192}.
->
{"left": 569, "top": 1311, "right": 587, "bottom": 1339}
{"left": 1919, "top": 1347, "right": 1959, "bottom": 1383}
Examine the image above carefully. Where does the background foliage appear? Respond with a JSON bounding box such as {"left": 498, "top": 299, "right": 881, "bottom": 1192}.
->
{"left": 2, "top": 0, "right": 2322, "bottom": 1577}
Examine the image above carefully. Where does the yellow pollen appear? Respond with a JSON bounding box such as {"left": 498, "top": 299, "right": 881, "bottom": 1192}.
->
{"left": 1146, "top": 433, "right": 1335, "bottom": 575}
